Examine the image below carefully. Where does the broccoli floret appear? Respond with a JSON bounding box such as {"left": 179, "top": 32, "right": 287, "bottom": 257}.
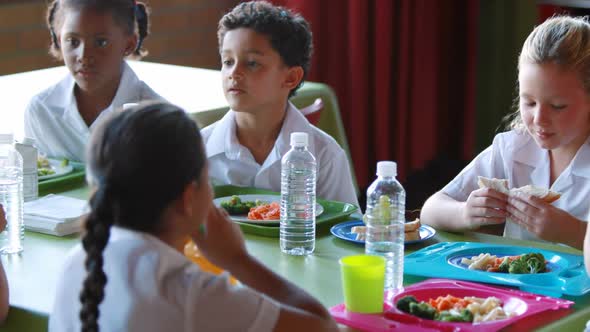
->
{"left": 396, "top": 295, "right": 418, "bottom": 313}
{"left": 436, "top": 309, "right": 473, "bottom": 322}
{"left": 498, "top": 256, "right": 510, "bottom": 273}
{"left": 508, "top": 258, "right": 528, "bottom": 274}
{"left": 220, "top": 196, "right": 267, "bottom": 215}
{"left": 522, "top": 253, "right": 546, "bottom": 273}
{"left": 409, "top": 302, "right": 437, "bottom": 320}
{"left": 508, "top": 253, "right": 547, "bottom": 274}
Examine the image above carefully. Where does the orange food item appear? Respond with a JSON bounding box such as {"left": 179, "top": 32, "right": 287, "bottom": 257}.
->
{"left": 183, "top": 240, "right": 238, "bottom": 285}
{"left": 247, "top": 202, "right": 280, "bottom": 220}
{"left": 486, "top": 256, "right": 521, "bottom": 272}
{"left": 428, "top": 295, "right": 472, "bottom": 311}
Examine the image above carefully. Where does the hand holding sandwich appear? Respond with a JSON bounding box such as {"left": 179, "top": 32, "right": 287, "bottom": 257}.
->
{"left": 461, "top": 185, "right": 509, "bottom": 230}
{"left": 508, "top": 191, "right": 585, "bottom": 248}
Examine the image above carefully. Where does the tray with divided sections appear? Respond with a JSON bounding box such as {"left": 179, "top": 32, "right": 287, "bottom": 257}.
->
{"left": 404, "top": 242, "right": 589, "bottom": 297}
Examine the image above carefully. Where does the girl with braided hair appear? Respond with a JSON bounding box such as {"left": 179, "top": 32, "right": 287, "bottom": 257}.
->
{"left": 24, "top": 0, "right": 162, "bottom": 162}
{"left": 49, "top": 102, "right": 337, "bottom": 331}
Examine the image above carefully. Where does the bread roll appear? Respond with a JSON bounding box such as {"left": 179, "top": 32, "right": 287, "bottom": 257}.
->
{"left": 477, "top": 176, "right": 509, "bottom": 194}
{"left": 404, "top": 218, "right": 421, "bottom": 232}
{"left": 405, "top": 230, "right": 420, "bottom": 241}
{"left": 477, "top": 176, "right": 561, "bottom": 203}
{"left": 510, "top": 185, "right": 561, "bottom": 203}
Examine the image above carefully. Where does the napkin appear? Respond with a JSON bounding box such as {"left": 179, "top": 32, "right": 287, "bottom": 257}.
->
{"left": 24, "top": 194, "right": 88, "bottom": 236}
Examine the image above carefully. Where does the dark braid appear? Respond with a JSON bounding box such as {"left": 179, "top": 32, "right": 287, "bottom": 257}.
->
{"left": 46, "top": 0, "right": 60, "bottom": 59}
{"left": 79, "top": 186, "right": 113, "bottom": 332}
{"left": 78, "top": 102, "right": 205, "bottom": 331}
{"left": 133, "top": 2, "right": 150, "bottom": 57}
{"left": 45, "top": 0, "right": 151, "bottom": 60}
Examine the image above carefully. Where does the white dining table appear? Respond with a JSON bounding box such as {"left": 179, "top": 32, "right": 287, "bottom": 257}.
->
{"left": 0, "top": 61, "right": 227, "bottom": 138}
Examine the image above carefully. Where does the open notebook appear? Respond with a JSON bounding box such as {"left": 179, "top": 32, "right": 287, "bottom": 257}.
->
{"left": 24, "top": 194, "right": 88, "bottom": 236}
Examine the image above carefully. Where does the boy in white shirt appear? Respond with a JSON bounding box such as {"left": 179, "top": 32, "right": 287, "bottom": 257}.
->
{"left": 202, "top": 1, "right": 358, "bottom": 207}
{"left": 421, "top": 17, "right": 590, "bottom": 249}
{"left": 25, "top": 0, "right": 162, "bottom": 162}
{"left": 50, "top": 102, "right": 337, "bottom": 331}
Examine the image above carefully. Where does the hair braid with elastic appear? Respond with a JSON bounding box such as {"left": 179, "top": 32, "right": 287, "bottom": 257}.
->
{"left": 79, "top": 185, "right": 114, "bottom": 332}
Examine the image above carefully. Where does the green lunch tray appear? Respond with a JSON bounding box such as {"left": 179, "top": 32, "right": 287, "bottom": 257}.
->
{"left": 38, "top": 162, "right": 86, "bottom": 196}
{"left": 214, "top": 185, "right": 358, "bottom": 238}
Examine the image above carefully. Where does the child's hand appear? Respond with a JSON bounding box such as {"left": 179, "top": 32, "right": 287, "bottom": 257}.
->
{"left": 0, "top": 204, "right": 5, "bottom": 233}
{"left": 507, "top": 192, "right": 584, "bottom": 248}
{"left": 191, "top": 202, "right": 248, "bottom": 271}
{"left": 462, "top": 188, "right": 508, "bottom": 229}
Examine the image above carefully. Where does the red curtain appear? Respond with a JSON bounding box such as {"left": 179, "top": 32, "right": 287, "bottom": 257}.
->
{"left": 273, "top": 0, "right": 478, "bottom": 189}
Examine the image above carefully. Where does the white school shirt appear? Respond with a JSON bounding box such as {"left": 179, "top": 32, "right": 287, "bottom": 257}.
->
{"left": 24, "top": 62, "right": 163, "bottom": 162}
{"left": 49, "top": 226, "right": 281, "bottom": 332}
{"left": 442, "top": 130, "right": 590, "bottom": 243}
{"left": 201, "top": 102, "right": 359, "bottom": 207}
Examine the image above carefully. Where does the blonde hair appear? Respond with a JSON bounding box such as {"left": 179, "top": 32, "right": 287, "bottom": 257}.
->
{"left": 507, "top": 16, "right": 590, "bottom": 131}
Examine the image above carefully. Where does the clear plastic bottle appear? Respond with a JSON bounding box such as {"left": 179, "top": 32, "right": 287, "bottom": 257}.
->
{"left": 15, "top": 137, "right": 38, "bottom": 202}
{"left": 364, "top": 161, "right": 406, "bottom": 294}
{"left": 0, "top": 133, "right": 24, "bottom": 254}
{"left": 280, "top": 132, "right": 317, "bottom": 255}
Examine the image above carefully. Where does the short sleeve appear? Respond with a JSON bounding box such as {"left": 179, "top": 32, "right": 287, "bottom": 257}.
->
{"left": 317, "top": 146, "right": 359, "bottom": 207}
{"left": 182, "top": 269, "right": 280, "bottom": 332}
{"left": 442, "top": 133, "right": 509, "bottom": 201}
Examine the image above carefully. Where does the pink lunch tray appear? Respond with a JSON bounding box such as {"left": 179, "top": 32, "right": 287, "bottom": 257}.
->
{"left": 330, "top": 278, "right": 573, "bottom": 332}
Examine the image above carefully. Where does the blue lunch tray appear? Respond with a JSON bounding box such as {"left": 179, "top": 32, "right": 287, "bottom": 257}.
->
{"left": 404, "top": 241, "right": 589, "bottom": 297}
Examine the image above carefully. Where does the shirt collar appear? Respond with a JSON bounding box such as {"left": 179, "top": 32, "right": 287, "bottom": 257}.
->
{"left": 205, "top": 102, "right": 317, "bottom": 161}
{"left": 205, "top": 110, "right": 237, "bottom": 158}
{"left": 276, "top": 102, "right": 317, "bottom": 157}
{"left": 513, "top": 131, "right": 590, "bottom": 182}
{"left": 569, "top": 135, "right": 590, "bottom": 179}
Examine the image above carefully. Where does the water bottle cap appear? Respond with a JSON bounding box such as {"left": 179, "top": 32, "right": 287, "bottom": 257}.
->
{"left": 376, "top": 161, "right": 397, "bottom": 177}
{"left": 0, "top": 133, "right": 14, "bottom": 144}
{"left": 290, "top": 132, "right": 309, "bottom": 147}
{"left": 122, "top": 103, "right": 139, "bottom": 110}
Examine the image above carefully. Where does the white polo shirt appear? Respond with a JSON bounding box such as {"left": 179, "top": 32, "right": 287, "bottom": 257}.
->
{"left": 49, "top": 226, "right": 281, "bottom": 332}
{"left": 443, "top": 130, "right": 590, "bottom": 242}
{"left": 24, "top": 62, "right": 163, "bottom": 162}
{"left": 201, "top": 103, "right": 359, "bottom": 207}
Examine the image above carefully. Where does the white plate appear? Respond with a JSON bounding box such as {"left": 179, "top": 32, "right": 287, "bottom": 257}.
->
{"left": 213, "top": 194, "right": 324, "bottom": 225}
{"left": 38, "top": 159, "right": 74, "bottom": 181}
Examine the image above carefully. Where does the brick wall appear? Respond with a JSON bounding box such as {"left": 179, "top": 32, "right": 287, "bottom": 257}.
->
{"left": 0, "top": 0, "right": 240, "bottom": 75}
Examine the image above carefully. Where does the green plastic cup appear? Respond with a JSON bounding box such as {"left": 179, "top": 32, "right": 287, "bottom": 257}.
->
{"left": 339, "top": 254, "right": 385, "bottom": 313}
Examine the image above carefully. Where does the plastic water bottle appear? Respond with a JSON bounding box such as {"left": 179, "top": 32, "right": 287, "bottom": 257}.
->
{"left": 0, "top": 133, "right": 24, "bottom": 254}
{"left": 364, "top": 161, "right": 406, "bottom": 294}
{"left": 15, "top": 137, "right": 38, "bottom": 202}
{"left": 280, "top": 132, "right": 317, "bottom": 255}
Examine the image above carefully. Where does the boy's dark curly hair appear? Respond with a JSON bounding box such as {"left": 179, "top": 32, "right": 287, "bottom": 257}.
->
{"left": 47, "top": 0, "right": 150, "bottom": 60}
{"left": 218, "top": 0, "right": 313, "bottom": 98}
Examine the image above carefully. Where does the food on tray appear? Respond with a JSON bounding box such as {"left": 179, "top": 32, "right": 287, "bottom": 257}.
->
{"left": 460, "top": 252, "right": 548, "bottom": 274}
{"left": 37, "top": 156, "right": 55, "bottom": 176}
{"left": 351, "top": 218, "right": 421, "bottom": 241}
{"left": 477, "top": 176, "right": 561, "bottom": 203}
{"left": 220, "top": 195, "right": 265, "bottom": 215}
{"left": 396, "top": 294, "right": 515, "bottom": 323}
{"left": 247, "top": 202, "right": 280, "bottom": 220}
